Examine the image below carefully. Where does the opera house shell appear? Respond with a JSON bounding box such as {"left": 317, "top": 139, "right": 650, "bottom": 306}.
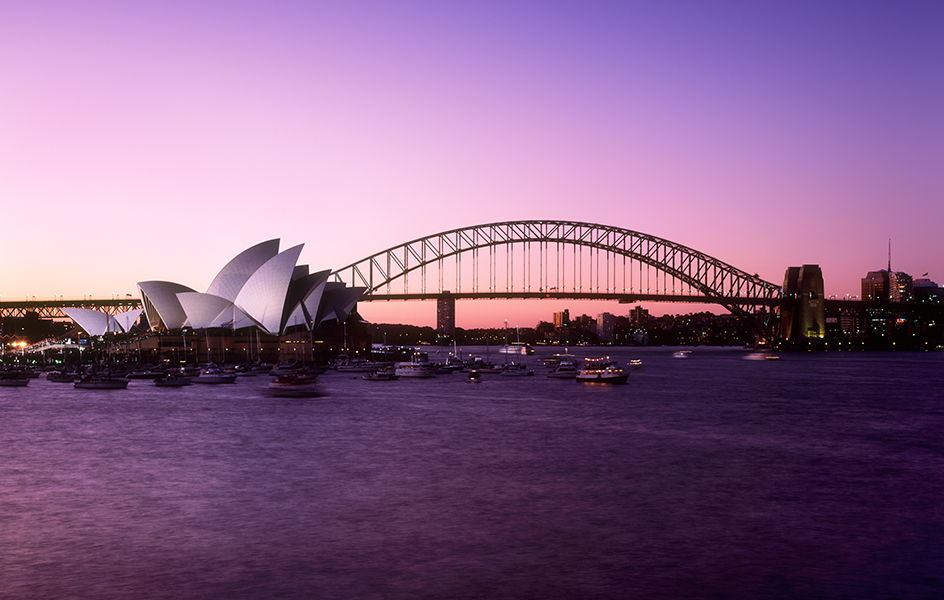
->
{"left": 136, "top": 240, "right": 365, "bottom": 336}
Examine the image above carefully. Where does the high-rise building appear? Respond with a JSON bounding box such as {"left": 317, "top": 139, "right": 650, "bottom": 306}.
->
{"left": 436, "top": 292, "right": 455, "bottom": 339}
{"left": 596, "top": 312, "right": 615, "bottom": 343}
{"left": 861, "top": 270, "right": 889, "bottom": 301}
{"left": 553, "top": 309, "right": 570, "bottom": 329}
{"left": 629, "top": 306, "right": 649, "bottom": 325}
{"left": 889, "top": 271, "right": 913, "bottom": 302}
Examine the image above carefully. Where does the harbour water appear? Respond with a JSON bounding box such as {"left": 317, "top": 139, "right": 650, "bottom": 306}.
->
{"left": 3, "top": 348, "right": 944, "bottom": 599}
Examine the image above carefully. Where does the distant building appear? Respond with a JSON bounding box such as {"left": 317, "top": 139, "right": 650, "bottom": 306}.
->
{"left": 861, "top": 270, "right": 889, "bottom": 302}
{"left": 914, "top": 279, "right": 943, "bottom": 304}
{"left": 629, "top": 306, "right": 650, "bottom": 324}
{"left": 596, "top": 312, "right": 615, "bottom": 343}
{"left": 889, "top": 271, "right": 913, "bottom": 302}
{"left": 553, "top": 309, "right": 570, "bottom": 329}
{"left": 437, "top": 292, "right": 455, "bottom": 339}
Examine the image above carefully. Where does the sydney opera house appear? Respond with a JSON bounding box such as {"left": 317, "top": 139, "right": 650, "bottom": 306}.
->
{"left": 135, "top": 239, "right": 365, "bottom": 336}
{"left": 63, "top": 239, "right": 364, "bottom": 344}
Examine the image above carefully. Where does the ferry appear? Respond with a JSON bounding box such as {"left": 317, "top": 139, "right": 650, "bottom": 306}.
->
{"left": 576, "top": 357, "right": 629, "bottom": 384}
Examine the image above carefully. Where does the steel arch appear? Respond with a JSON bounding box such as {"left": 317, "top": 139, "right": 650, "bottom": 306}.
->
{"left": 333, "top": 220, "right": 782, "bottom": 307}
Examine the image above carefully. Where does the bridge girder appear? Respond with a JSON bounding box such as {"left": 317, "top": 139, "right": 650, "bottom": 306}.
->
{"left": 334, "top": 220, "right": 782, "bottom": 304}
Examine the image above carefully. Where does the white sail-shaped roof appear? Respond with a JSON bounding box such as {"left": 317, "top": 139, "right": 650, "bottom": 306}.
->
{"left": 176, "top": 293, "right": 234, "bottom": 330}
{"left": 137, "top": 281, "right": 197, "bottom": 330}
{"left": 282, "top": 269, "right": 332, "bottom": 331}
{"left": 113, "top": 309, "right": 143, "bottom": 333}
{"left": 234, "top": 244, "right": 304, "bottom": 335}
{"left": 210, "top": 305, "right": 257, "bottom": 330}
{"left": 62, "top": 307, "right": 121, "bottom": 336}
{"left": 206, "top": 239, "right": 280, "bottom": 302}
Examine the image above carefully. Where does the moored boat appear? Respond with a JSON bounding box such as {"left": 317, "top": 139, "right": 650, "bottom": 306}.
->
{"left": 363, "top": 367, "right": 399, "bottom": 381}
{"left": 394, "top": 353, "right": 437, "bottom": 378}
{"left": 192, "top": 367, "right": 237, "bottom": 384}
{"left": 547, "top": 360, "right": 579, "bottom": 379}
{"left": 576, "top": 357, "right": 629, "bottom": 384}
{"left": 0, "top": 371, "right": 30, "bottom": 386}
{"left": 74, "top": 375, "right": 129, "bottom": 389}
{"left": 267, "top": 374, "right": 323, "bottom": 397}
{"left": 154, "top": 373, "right": 192, "bottom": 387}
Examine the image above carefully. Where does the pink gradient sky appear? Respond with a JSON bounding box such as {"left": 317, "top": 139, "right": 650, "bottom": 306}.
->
{"left": 2, "top": 2, "right": 942, "bottom": 329}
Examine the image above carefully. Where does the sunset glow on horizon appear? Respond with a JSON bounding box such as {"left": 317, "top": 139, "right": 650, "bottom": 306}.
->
{"left": 2, "top": 2, "right": 942, "bottom": 328}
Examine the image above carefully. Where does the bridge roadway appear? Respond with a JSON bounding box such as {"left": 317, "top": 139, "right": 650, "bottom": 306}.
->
{"left": 0, "top": 298, "right": 142, "bottom": 319}
{"left": 2, "top": 295, "right": 926, "bottom": 321}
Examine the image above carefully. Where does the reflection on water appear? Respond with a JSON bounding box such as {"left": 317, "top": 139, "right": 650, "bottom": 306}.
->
{"left": 2, "top": 348, "right": 944, "bottom": 599}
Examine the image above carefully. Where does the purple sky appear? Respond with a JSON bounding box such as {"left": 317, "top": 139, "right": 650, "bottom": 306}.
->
{"left": 2, "top": 2, "right": 942, "bottom": 328}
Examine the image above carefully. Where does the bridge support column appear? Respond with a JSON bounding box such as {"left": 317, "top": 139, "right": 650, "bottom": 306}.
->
{"left": 781, "top": 265, "right": 826, "bottom": 346}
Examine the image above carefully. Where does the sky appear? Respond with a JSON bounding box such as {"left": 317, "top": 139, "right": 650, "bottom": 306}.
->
{"left": 2, "top": 1, "right": 942, "bottom": 329}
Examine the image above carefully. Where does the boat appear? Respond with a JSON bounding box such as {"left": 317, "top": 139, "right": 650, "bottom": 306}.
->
{"left": 192, "top": 367, "right": 237, "bottom": 384}
{"left": 467, "top": 370, "right": 482, "bottom": 383}
{"left": 126, "top": 369, "right": 165, "bottom": 379}
{"left": 154, "top": 373, "right": 192, "bottom": 387}
{"left": 628, "top": 359, "right": 643, "bottom": 370}
{"left": 673, "top": 350, "right": 692, "bottom": 358}
{"left": 576, "top": 357, "right": 629, "bottom": 384}
{"left": 74, "top": 375, "right": 129, "bottom": 389}
{"left": 0, "top": 371, "right": 30, "bottom": 387}
{"left": 267, "top": 374, "right": 323, "bottom": 397}
{"left": 744, "top": 352, "right": 780, "bottom": 361}
{"left": 546, "top": 360, "right": 579, "bottom": 379}
{"left": 47, "top": 370, "right": 77, "bottom": 382}
{"left": 363, "top": 367, "right": 399, "bottom": 381}
{"left": 336, "top": 358, "right": 381, "bottom": 373}
{"left": 500, "top": 362, "right": 533, "bottom": 376}
{"left": 394, "top": 353, "right": 437, "bottom": 378}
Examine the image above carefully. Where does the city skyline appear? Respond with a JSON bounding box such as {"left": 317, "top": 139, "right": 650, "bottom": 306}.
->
{"left": 2, "top": 2, "right": 942, "bottom": 329}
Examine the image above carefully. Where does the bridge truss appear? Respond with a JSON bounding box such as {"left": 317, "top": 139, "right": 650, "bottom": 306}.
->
{"left": 0, "top": 298, "right": 142, "bottom": 319}
{"left": 333, "top": 220, "right": 783, "bottom": 337}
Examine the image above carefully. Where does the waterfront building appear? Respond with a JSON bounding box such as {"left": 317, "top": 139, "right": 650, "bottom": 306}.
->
{"left": 136, "top": 240, "right": 364, "bottom": 336}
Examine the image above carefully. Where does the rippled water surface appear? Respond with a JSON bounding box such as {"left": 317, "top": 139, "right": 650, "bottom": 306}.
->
{"left": 3, "top": 348, "right": 944, "bottom": 599}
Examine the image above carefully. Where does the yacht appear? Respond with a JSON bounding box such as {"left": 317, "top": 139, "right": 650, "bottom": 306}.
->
{"left": 547, "top": 360, "right": 579, "bottom": 379}
{"left": 394, "top": 353, "right": 437, "bottom": 378}
{"left": 192, "top": 367, "right": 237, "bottom": 384}
{"left": 576, "top": 357, "right": 629, "bottom": 384}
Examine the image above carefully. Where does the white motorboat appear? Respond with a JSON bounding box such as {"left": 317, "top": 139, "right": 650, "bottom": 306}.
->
{"left": 547, "top": 360, "right": 579, "bottom": 379}
{"left": 673, "top": 350, "right": 692, "bottom": 358}
{"left": 192, "top": 367, "right": 237, "bottom": 384}
{"left": 394, "top": 353, "right": 437, "bottom": 378}
{"left": 576, "top": 358, "right": 629, "bottom": 384}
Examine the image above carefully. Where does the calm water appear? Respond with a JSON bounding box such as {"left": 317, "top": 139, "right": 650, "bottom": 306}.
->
{"left": 2, "top": 348, "right": 944, "bottom": 600}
